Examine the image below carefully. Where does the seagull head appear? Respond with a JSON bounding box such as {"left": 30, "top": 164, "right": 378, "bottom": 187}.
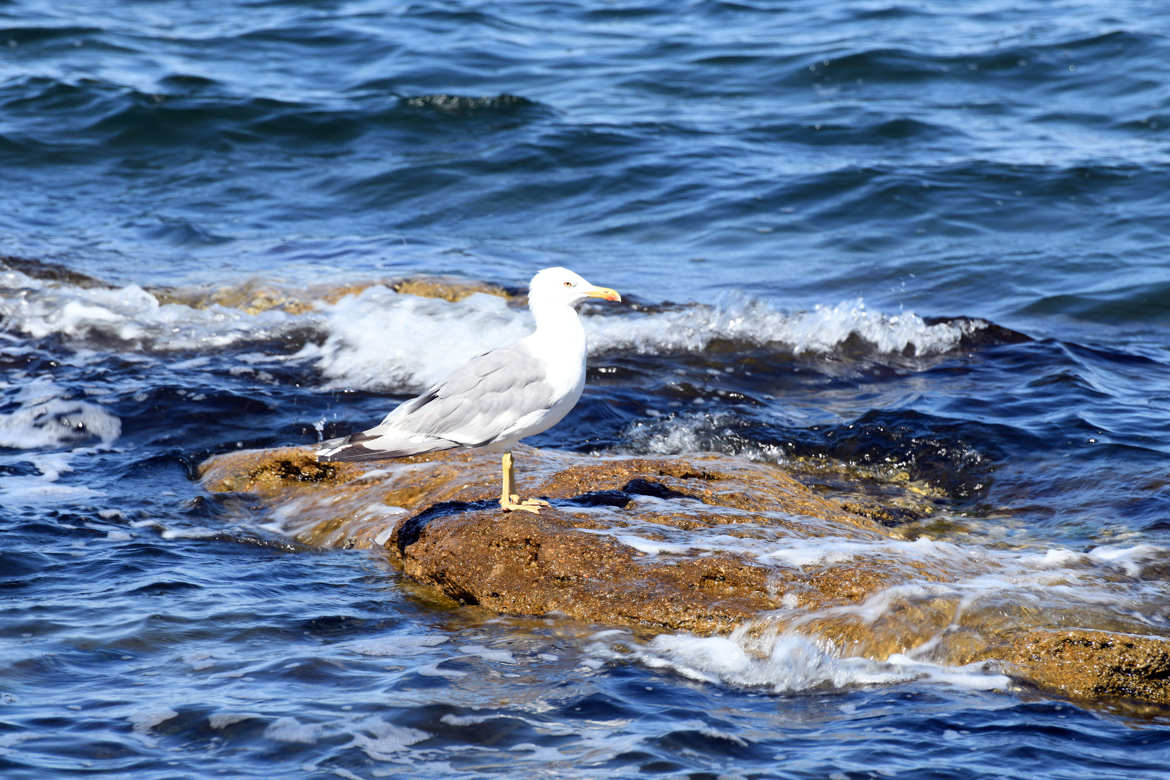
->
{"left": 528, "top": 267, "right": 622, "bottom": 309}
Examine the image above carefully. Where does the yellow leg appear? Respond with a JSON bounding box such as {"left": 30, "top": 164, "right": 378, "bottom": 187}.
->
{"left": 499, "top": 451, "right": 550, "bottom": 514}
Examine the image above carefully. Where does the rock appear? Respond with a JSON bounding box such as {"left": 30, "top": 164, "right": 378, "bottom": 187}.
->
{"left": 388, "top": 276, "right": 519, "bottom": 304}
{"left": 995, "top": 629, "right": 1170, "bottom": 706}
{"left": 198, "top": 445, "right": 1170, "bottom": 711}
{"left": 1, "top": 255, "right": 113, "bottom": 289}
{"left": 3, "top": 256, "right": 536, "bottom": 315}
{"left": 148, "top": 275, "right": 517, "bottom": 315}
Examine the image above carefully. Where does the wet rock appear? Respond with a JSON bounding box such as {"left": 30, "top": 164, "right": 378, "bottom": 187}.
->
{"left": 198, "top": 445, "right": 1170, "bottom": 710}
{"left": 388, "top": 276, "right": 518, "bottom": 304}
{"left": 0, "top": 256, "right": 520, "bottom": 316}
{"left": 1, "top": 255, "right": 113, "bottom": 289}
{"left": 996, "top": 629, "right": 1170, "bottom": 706}
{"left": 149, "top": 275, "right": 517, "bottom": 314}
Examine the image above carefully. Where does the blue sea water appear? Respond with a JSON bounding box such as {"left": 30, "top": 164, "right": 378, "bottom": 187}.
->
{"left": 2, "top": 0, "right": 1170, "bottom": 777}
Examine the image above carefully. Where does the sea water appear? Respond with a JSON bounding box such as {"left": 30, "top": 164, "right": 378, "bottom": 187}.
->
{"left": 2, "top": 1, "right": 1170, "bottom": 776}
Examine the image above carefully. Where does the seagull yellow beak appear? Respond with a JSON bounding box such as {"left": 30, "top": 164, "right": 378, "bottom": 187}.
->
{"left": 585, "top": 286, "right": 622, "bottom": 302}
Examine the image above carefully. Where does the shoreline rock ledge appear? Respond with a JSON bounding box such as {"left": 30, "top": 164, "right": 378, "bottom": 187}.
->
{"left": 199, "top": 445, "right": 1170, "bottom": 712}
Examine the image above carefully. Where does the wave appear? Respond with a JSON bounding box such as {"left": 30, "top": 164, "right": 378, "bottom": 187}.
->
{"left": 0, "top": 263, "right": 310, "bottom": 354}
{"left": 0, "top": 70, "right": 543, "bottom": 156}
{"left": 2, "top": 261, "right": 1008, "bottom": 390}
{"left": 589, "top": 295, "right": 992, "bottom": 356}
{"left": 299, "top": 288, "right": 1003, "bottom": 393}
{"left": 594, "top": 630, "right": 1011, "bottom": 694}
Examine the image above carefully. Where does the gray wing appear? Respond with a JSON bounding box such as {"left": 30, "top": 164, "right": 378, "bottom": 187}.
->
{"left": 317, "top": 344, "right": 557, "bottom": 463}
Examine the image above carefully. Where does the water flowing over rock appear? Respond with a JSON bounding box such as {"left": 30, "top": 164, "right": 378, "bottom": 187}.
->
{"left": 199, "top": 446, "right": 1170, "bottom": 712}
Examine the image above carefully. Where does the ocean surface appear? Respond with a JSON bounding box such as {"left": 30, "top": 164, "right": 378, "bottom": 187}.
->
{"left": 3, "top": 0, "right": 1170, "bottom": 776}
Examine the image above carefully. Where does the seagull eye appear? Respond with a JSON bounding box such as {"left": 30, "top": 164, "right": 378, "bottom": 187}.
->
{"left": 563, "top": 281, "right": 573, "bottom": 288}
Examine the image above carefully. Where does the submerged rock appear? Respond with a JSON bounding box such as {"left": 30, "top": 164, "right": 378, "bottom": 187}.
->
{"left": 199, "top": 445, "right": 1170, "bottom": 711}
{"left": 1, "top": 255, "right": 113, "bottom": 289}
{"left": 150, "top": 275, "right": 517, "bottom": 315}
{"left": 1, "top": 254, "right": 520, "bottom": 315}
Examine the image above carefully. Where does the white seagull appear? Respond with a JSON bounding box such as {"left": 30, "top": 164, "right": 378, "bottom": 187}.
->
{"left": 316, "top": 267, "right": 622, "bottom": 513}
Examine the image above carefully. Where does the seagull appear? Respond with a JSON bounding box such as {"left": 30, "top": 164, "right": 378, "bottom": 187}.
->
{"left": 317, "top": 267, "right": 622, "bottom": 513}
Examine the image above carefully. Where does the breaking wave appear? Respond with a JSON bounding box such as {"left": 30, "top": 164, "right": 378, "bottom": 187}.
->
{"left": 2, "top": 263, "right": 1003, "bottom": 394}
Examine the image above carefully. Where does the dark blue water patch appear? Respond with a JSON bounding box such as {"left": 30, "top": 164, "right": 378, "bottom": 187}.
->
{"left": 408, "top": 703, "right": 569, "bottom": 750}
{"left": 555, "top": 691, "right": 638, "bottom": 721}
{"left": 335, "top": 120, "right": 670, "bottom": 228}
{"left": 768, "top": 161, "right": 1167, "bottom": 238}
{"left": 298, "top": 613, "right": 398, "bottom": 640}
{"left": 0, "top": 460, "right": 42, "bottom": 478}
{"left": 1019, "top": 281, "right": 1170, "bottom": 325}
{"left": 0, "top": 71, "right": 546, "bottom": 160}
{"left": 0, "top": 24, "right": 106, "bottom": 45}
{"left": 0, "top": 77, "right": 137, "bottom": 158}
{"left": 750, "top": 116, "right": 961, "bottom": 149}
{"left": 651, "top": 723, "right": 762, "bottom": 761}
{"left": 784, "top": 409, "right": 1001, "bottom": 498}
{"left": 233, "top": 21, "right": 386, "bottom": 52}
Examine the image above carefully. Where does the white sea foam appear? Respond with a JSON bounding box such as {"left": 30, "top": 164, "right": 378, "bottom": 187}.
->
{"left": 349, "top": 719, "right": 429, "bottom": 761}
{"left": 2, "top": 267, "right": 983, "bottom": 393}
{"left": 128, "top": 707, "right": 179, "bottom": 734}
{"left": 160, "top": 526, "right": 220, "bottom": 540}
{"left": 0, "top": 268, "right": 297, "bottom": 352}
{"left": 298, "top": 290, "right": 983, "bottom": 391}
{"left": 439, "top": 712, "right": 496, "bottom": 727}
{"left": 587, "top": 295, "right": 983, "bottom": 357}
{"left": 1085, "top": 543, "right": 1163, "bottom": 578}
{"left": 0, "top": 473, "right": 103, "bottom": 503}
{"left": 586, "top": 520, "right": 977, "bottom": 574}
{"left": 344, "top": 634, "right": 449, "bottom": 657}
{"left": 1023, "top": 543, "right": 1165, "bottom": 579}
{"left": 0, "top": 379, "right": 121, "bottom": 450}
{"left": 265, "top": 716, "right": 321, "bottom": 744}
{"left": 458, "top": 643, "right": 517, "bottom": 664}
{"left": 0, "top": 378, "right": 121, "bottom": 504}
{"left": 292, "top": 285, "right": 530, "bottom": 391}
{"left": 209, "top": 712, "right": 260, "bottom": 730}
{"left": 622, "top": 411, "right": 786, "bottom": 461}
{"left": 597, "top": 630, "right": 1010, "bottom": 694}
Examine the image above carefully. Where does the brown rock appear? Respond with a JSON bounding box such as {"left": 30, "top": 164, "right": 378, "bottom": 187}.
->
{"left": 147, "top": 274, "right": 517, "bottom": 315}
{"left": 389, "top": 276, "right": 519, "bottom": 304}
{"left": 148, "top": 279, "right": 378, "bottom": 315}
{"left": 4, "top": 256, "right": 542, "bottom": 317}
{"left": 994, "top": 628, "right": 1170, "bottom": 706}
{"left": 198, "top": 444, "right": 1170, "bottom": 710}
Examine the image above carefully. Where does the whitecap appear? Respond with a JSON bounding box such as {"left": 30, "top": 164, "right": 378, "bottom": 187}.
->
{"left": 587, "top": 294, "right": 983, "bottom": 357}
{"left": 128, "top": 707, "right": 179, "bottom": 734}
{"left": 0, "top": 379, "right": 121, "bottom": 450}
{"left": 264, "top": 716, "right": 321, "bottom": 744}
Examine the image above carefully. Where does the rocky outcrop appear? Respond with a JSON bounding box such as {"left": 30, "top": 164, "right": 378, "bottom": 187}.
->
{"left": 150, "top": 275, "right": 516, "bottom": 315}
{"left": 1, "top": 254, "right": 518, "bottom": 315}
{"left": 199, "top": 445, "right": 1170, "bottom": 711}
{"left": 994, "top": 629, "right": 1170, "bottom": 707}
